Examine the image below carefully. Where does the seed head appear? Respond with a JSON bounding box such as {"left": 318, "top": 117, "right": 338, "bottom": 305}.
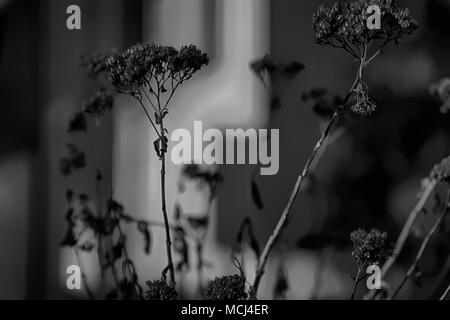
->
{"left": 350, "top": 228, "right": 395, "bottom": 268}
{"left": 145, "top": 280, "right": 178, "bottom": 300}
{"left": 205, "top": 274, "right": 248, "bottom": 300}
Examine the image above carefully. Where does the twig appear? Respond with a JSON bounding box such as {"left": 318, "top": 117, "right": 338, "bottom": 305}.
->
{"left": 309, "top": 126, "right": 348, "bottom": 173}
{"left": 381, "top": 179, "right": 437, "bottom": 278}
{"left": 135, "top": 98, "right": 161, "bottom": 138}
{"left": 440, "top": 283, "right": 450, "bottom": 300}
{"left": 364, "top": 49, "right": 381, "bottom": 67}
{"left": 351, "top": 268, "right": 364, "bottom": 300}
{"left": 158, "top": 117, "right": 176, "bottom": 287}
{"left": 391, "top": 195, "right": 449, "bottom": 299}
{"left": 251, "top": 74, "right": 360, "bottom": 298}
{"left": 428, "top": 254, "right": 450, "bottom": 299}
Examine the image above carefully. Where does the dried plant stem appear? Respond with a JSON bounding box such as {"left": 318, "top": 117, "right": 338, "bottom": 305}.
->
{"left": 381, "top": 179, "right": 437, "bottom": 278}
{"left": 309, "top": 126, "right": 347, "bottom": 173}
{"left": 428, "top": 254, "right": 450, "bottom": 299}
{"left": 440, "top": 283, "right": 450, "bottom": 300}
{"left": 74, "top": 248, "right": 94, "bottom": 300}
{"left": 391, "top": 199, "right": 449, "bottom": 299}
{"left": 159, "top": 119, "right": 176, "bottom": 287}
{"left": 251, "top": 75, "right": 360, "bottom": 298}
{"left": 351, "top": 268, "right": 363, "bottom": 300}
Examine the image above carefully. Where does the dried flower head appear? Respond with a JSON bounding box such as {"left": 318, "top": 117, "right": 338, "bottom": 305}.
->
{"left": 430, "top": 155, "right": 450, "bottom": 183}
{"left": 106, "top": 43, "right": 208, "bottom": 96}
{"left": 350, "top": 228, "right": 394, "bottom": 268}
{"left": 205, "top": 274, "right": 248, "bottom": 300}
{"left": 82, "top": 88, "right": 114, "bottom": 117}
{"left": 313, "top": 0, "right": 418, "bottom": 57}
{"left": 145, "top": 280, "right": 178, "bottom": 300}
{"left": 351, "top": 80, "right": 377, "bottom": 115}
{"left": 429, "top": 78, "right": 450, "bottom": 114}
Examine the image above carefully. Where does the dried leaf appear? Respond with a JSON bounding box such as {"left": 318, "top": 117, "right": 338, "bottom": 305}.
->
{"left": 78, "top": 241, "right": 95, "bottom": 252}
{"left": 280, "top": 61, "right": 305, "bottom": 78}
{"left": 60, "top": 144, "right": 86, "bottom": 176}
{"left": 68, "top": 111, "right": 87, "bottom": 133}
{"left": 234, "top": 217, "right": 260, "bottom": 258}
{"left": 273, "top": 265, "right": 289, "bottom": 300}
{"left": 60, "top": 228, "right": 77, "bottom": 247}
{"left": 112, "top": 238, "right": 124, "bottom": 261}
{"left": 173, "top": 204, "right": 182, "bottom": 221}
{"left": 187, "top": 216, "right": 209, "bottom": 230}
{"left": 249, "top": 54, "right": 276, "bottom": 81}
{"left": 65, "top": 189, "right": 74, "bottom": 202}
{"left": 137, "top": 221, "right": 152, "bottom": 254}
{"left": 96, "top": 170, "right": 103, "bottom": 182}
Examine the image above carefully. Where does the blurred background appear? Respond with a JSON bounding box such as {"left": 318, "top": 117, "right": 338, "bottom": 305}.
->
{"left": 1, "top": 0, "right": 450, "bottom": 299}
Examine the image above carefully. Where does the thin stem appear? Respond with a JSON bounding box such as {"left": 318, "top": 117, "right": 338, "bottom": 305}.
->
{"left": 381, "top": 179, "right": 437, "bottom": 278}
{"left": 309, "top": 126, "right": 348, "bottom": 173}
{"left": 159, "top": 118, "right": 176, "bottom": 287}
{"left": 251, "top": 75, "right": 359, "bottom": 298}
{"left": 428, "top": 254, "right": 450, "bottom": 299}
{"left": 142, "top": 88, "right": 158, "bottom": 112}
{"left": 351, "top": 268, "right": 362, "bottom": 300}
{"left": 440, "top": 283, "right": 450, "bottom": 300}
{"left": 365, "top": 49, "right": 381, "bottom": 67}
{"left": 74, "top": 248, "right": 94, "bottom": 300}
{"left": 391, "top": 197, "right": 449, "bottom": 299}
{"left": 135, "top": 98, "right": 161, "bottom": 138}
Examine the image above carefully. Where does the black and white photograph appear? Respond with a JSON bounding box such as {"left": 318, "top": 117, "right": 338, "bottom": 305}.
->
{"left": 1, "top": 0, "right": 450, "bottom": 308}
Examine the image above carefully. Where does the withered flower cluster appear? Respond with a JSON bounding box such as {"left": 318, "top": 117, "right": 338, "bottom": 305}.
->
{"left": 106, "top": 43, "right": 208, "bottom": 98}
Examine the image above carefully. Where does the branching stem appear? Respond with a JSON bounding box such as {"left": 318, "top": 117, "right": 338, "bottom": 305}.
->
{"left": 391, "top": 194, "right": 449, "bottom": 299}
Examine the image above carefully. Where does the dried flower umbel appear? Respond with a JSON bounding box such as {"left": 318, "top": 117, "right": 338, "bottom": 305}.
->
{"left": 313, "top": 0, "right": 417, "bottom": 55}
{"left": 351, "top": 228, "right": 394, "bottom": 269}
{"left": 350, "top": 228, "right": 394, "bottom": 299}
{"left": 205, "top": 274, "right": 248, "bottom": 300}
